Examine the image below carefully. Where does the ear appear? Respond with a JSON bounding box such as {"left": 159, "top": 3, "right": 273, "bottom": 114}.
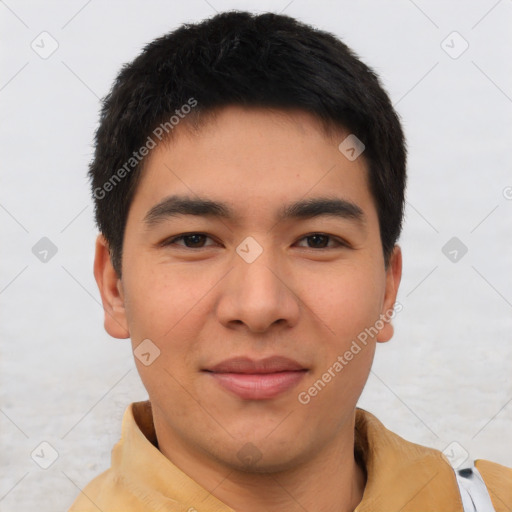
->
{"left": 377, "top": 245, "right": 402, "bottom": 343}
{"left": 93, "top": 234, "right": 130, "bottom": 339}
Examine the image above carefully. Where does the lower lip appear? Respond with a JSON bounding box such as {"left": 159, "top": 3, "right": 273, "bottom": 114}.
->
{"left": 207, "top": 371, "right": 307, "bottom": 400}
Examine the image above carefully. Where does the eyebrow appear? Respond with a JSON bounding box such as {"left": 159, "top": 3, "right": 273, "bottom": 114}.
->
{"left": 143, "top": 194, "right": 365, "bottom": 227}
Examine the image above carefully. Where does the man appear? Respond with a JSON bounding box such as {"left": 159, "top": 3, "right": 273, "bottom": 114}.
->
{"left": 69, "top": 11, "right": 511, "bottom": 512}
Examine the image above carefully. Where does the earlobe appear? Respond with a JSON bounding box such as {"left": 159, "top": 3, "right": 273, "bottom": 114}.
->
{"left": 93, "top": 234, "right": 130, "bottom": 339}
{"left": 377, "top": 245, "right": 402, "bottom": 343}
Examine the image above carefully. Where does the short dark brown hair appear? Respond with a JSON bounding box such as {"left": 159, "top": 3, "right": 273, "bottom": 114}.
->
{"left": 89, "top": 10, "right": 407, "bottom": 275}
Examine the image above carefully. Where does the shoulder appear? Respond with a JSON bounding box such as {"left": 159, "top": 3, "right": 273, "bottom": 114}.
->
{"left": 67, "top": 470, "right": 160, "bottom": 512}
{"left": 68, "top": 469, "right": 109, "bottom": 511}
{"left": 475, "top": 459, "right": 512, "bottom": 512}
{"left": 355, "top": 409, "right": 511, "bottom": 512}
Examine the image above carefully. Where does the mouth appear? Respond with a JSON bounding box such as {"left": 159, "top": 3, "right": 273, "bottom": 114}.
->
{"left": 202, "top": 356, "right": 308, "bottom": 400}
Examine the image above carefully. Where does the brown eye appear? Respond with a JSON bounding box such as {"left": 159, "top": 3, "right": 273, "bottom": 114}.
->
{"left": 296, "top": 233, "right": 346, "bottom": 249}
{"left": 306, "top": 234, "right": 330, "bottom": 248}
{"left": 162, "top": 233, "right": 216, "bottom": 248}
{"left": 181, "top": 234, "right": 207, "bottom": 247}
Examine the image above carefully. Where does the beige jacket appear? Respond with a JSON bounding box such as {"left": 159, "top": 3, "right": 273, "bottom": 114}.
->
{"left": 69, "top": 401, "right": 512, "bottom": 511}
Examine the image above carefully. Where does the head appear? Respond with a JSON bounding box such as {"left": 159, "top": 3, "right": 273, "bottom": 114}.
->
{"left": 92, "top": 11, "right": 405, "bottom": 476}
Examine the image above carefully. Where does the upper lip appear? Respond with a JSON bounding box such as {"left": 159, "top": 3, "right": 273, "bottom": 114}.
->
{"left": 205, "top": 356, "right": 307, "bottom": 374}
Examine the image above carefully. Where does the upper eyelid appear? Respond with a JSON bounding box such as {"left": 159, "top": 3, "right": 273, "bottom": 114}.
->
{"left": 162, "top": 233, "right": 218, "bottom": 246}
{"left": 162, "top": 232, "right": 348, "bottom": 248}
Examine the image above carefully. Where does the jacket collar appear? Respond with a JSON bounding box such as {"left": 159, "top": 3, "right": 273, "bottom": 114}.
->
{"left": 115, "top": 401, "right": 462, "bottom": 511}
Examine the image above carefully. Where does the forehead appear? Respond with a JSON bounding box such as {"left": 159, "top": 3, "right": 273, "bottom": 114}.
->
{"left": 130, "top": 106, "right": 376, "bottom": 223}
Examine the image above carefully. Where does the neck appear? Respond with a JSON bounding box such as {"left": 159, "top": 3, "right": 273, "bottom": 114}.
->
{"left": 216, "top": 447, "right": 366, "bottom": 512}
{"left": 156, "top": 411, "right": 366, "bottom": 512}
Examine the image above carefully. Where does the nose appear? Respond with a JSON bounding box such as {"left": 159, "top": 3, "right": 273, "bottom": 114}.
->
{"left": 216, "top": 248, "right": 301, "bottom": 334}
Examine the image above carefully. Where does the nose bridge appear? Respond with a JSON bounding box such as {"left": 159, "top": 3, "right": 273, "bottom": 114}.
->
{"left": 237, "top": 252, "right": 282, "bottom": 300}
{"left": 217, "top": 243, "right": 300, "bottom": 332}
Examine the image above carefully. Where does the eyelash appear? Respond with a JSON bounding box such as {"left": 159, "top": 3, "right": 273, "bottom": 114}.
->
{"left": 161, "top": 232, "right": 349, "bottom": 250}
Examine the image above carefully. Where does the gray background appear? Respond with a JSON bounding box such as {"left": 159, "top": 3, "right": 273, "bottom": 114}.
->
{"left": 1, "top": 0, "right": 511, "bottom": 510}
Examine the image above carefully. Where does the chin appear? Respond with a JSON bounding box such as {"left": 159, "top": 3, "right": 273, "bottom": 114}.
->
{"left": 210, "top": 437, "right": 314, "bottom": 476}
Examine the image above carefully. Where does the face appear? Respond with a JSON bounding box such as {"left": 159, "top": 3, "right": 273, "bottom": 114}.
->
{"left": 95, "top": 106, "right": 401, "bottom": 474}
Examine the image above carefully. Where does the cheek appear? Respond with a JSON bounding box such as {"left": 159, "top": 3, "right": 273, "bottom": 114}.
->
{"left": 294, "top": 267, "right": 381, "bottom": 414}
{"left": 124, "top": 268, "right": 208, "bottom": 397}
{"left": 122, "top": 262, "right": 220, "bottom": 397}
{"left": 122, "top": 260, "right": 214, "bottom": 341}
{"left": 298, "top": 263, "right": 385, "bottom": 344}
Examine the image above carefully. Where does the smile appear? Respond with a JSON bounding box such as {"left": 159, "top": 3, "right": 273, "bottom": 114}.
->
{"left": 203, "top": 356, "right": 308, "bottom": 400}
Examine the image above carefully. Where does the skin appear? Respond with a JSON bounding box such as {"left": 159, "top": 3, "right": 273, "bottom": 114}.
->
{"left": 94, "top": 106, "right": 402, "bottom": 512}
